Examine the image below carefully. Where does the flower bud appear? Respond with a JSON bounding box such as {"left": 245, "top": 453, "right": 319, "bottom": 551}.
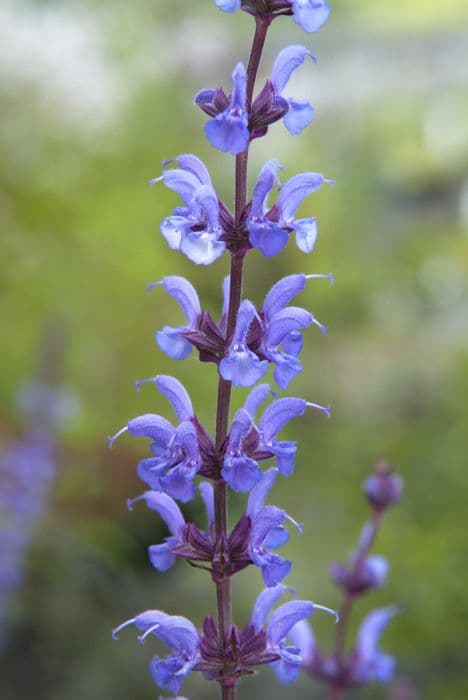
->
{"left": 329, "top": 555, "right": 388, "bottom": 595}
{"left": 363, "top": 461, "right": 403, "bottom": 511}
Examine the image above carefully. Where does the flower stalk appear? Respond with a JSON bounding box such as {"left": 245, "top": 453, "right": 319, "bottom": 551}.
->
{"left": 109, "top": 3, "right": 402, "bottom": 699}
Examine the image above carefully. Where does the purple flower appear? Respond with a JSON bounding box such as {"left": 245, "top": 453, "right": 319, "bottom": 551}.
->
{"left": 215, "top": 0, "right": 240, "bottom": 11}
{"left": 213, "top": 1, "right": 330, "bottom": 35}
{"left": 257, "top": 397, "right": 330, "bottom": 476}
{"left": 251, "top": 584, "right": 336, "bottom": 684}
{"left": 108, "top": 375, "right": 200, "bottom": 502}
{"left": 222, "top": 388, "right": 330, "bottom": 490}
{"left": 196, "top": 46, "right": 318, "bottom": 150}
{"left": 330, "top": 555, "right": 388, "bottom": 595}
{"left": 291, "top": 0, "right": 330, "bottom": 33}
{"left": 127, "top": 491, "right": 186, "bottom": 572}
{"left": 196, "top": 63, "right": 249, "bottom": 155}
{"left": 247, "top": 468, "right": 302, "bottom": 586}
{"left": 270, "top": 45, "right": 316, "bottom": 136}
{"left": 149, "top": 276, "right": 202, "bottom": 360}
{"left": 151, "top": 154, "right": 225, "bottom": 265}
{"left": 350, "top": 606, "right": 399, "bottom": 684}
{"left": 247, "top": 160, "right": 334, "bottom": 257}
{"left": 260, "top": 273, "right": 332, "bottom": 388}
{"left": 219, "top": 273, "right": 332, "bottom": 389}
{"left": 219, "top": 300, "right": 268, "bottom": 387}
{"left": 112, "top": 610, "right": 200, "bottom": 694}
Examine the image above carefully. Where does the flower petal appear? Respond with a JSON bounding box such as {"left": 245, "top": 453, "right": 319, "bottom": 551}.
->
{"left": 127, "top": 414, "right": 176, "bottom": 443}
{"left": 243, "top": 384, "right": 273, "bottom": 419}
{"left": 292, "top": 0, "right": 330, "bottom": 33}
{"left": 222, "top": 454, "right": 263, "bottom": 492}
{"left": 156, "top": 376, "right": 194, "bottom": 422}
{"left": 250, "top": 505, "right": 286, "bottom": 548}
{"left": 251, "top": 584, "right": 289, "bottom": 631}
{"left": 277, "top": 172, "right": 327, "bottom": 221}
{"left": 259, "top": 398, "right": 307, "bottom": 443}
{"left": 198, "top": 482, "right": 214, "bottom": 526}
{"left": 215, "top": 0, "right": 241, "bottom": 11}
{"left": 247, "top": 467, "right": 278, "bottom": 515}
{"left": 180, "top": 231, "right": 226, "bottom": 266}
{"left": 156, "top": 327, "right": 193, "bottom": 361}
{"left": 205, "top": 115, "right": 249, "bottom": 155}
{"left": 248, "top": 219, "right": 289, "bottom": 258}
{"left": 162, "top": 168, "right": 201, "bottom": 208}
{"left": 292, "top": 217, "right": 318, "bottom": 253}
{"left": 270, "top": 45, "right": 316, "bottom": 95}
{"left": 251, "top": 160, "right": 282, "bottom": 218}
{"left": 265, "top": 307, "right": 312, "bottom": 348}
{"left": 148, "top": 541, "right": 177, "bottom": 572}
{"left": 288, "top": 619, "right": 316, "bottom": 665}
{"left": 160, "top": 215, "right": 186, "bottom": 250}
{"left": 158, "top": 276, "right": 201, "bottom": 325}
{"left": 167, "top": 154, "right": 212, "bottom": 187}
{"left": 263, "top": 274, "right": 307, "bottom": 321}
{"left": 355, "top": 606, "right": 399, "bottom": 676}
{"left": 219, "top": 348, "right": 268, "bottom": 387}
{"left": 267, "top": 600, "right": 314, "bottom": 645}
{"left": 284, "top": 98, "right": 314, "bottom": 135}
{"left": 131, "top": 491, "right": 185, "bottom": 536}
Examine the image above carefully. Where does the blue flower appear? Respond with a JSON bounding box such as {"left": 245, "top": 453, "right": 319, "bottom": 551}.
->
{"left": 127, "top": 491, "right": 186, "bottom": 572}
{"left": 247, "top": 468, "right": 302, "bottom": 586}
{"left": 213, "top": 1, "right": 330, "bottom": 35}
{"left": 151, "top": 154, "right": 225, "bottom": 265}
{"left": 270, "top": 45, "right": 316, "bottom": 136}
{"left": 219, "top": 300, "right": 269, "bottom": 387}
{"left": 112, "top": 610, "right": 200, "bottom": 694}
{"left": 108, "top": 375, "right": 200, "bottom": 502}
{"left": 351, "top": 606, "right": 399, "bottom": 684}
{"left": 291, "top": 0, "right": 330, "bottom": 33}
{"left": 196, "top": 46, "right": 318, "bottom": 150}
{"left": 215, "top": 0, "right": 240, "bottom": 11}
{"left": 149, "top": 275, "right": 201, "bottom": 361}
{"left": 222, "top": 387, "right": 330, "bottom": 489}
{"left": 257, "top": 397, "right": 330, "bottom": 475}
{"left": 197, "top": 63, "right": 250, "bottom": 155}
{"left": 248, "top": 160, "right": 334, "bottom": 257}
{"left": 260, "top": 273, "right": 332, "bottom": 389}
{"left": 251, "top": 585, "right": 335, "bottom": 684}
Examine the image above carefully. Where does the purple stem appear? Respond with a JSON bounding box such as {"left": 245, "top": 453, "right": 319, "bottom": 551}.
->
{"left": 213, "top": 15, "right": 271, "bottom": 699}
{"left": 329, "top": 509, "right": 384, "bottom": 699}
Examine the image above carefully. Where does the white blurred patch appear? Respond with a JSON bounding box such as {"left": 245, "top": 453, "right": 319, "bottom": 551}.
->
{"left": 0, "top": 1, "right": 125, "bottom": 132}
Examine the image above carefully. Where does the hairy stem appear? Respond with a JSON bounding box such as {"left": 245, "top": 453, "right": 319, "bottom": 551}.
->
{"left": 213, "top": 14, "right": 270, "bottom": 699}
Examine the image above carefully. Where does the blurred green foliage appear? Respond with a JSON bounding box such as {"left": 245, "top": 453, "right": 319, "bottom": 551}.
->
{"left": 1, "top": 0, "right": 468, "bottom": 698}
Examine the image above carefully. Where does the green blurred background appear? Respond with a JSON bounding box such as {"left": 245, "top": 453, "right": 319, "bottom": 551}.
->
{"left": 1, "top": 0, "right": 468, "bottom": 698}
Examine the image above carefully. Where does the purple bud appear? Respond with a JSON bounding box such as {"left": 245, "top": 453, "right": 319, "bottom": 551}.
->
{"left": 363, "top": 462, "right": 404, "bottom": 511}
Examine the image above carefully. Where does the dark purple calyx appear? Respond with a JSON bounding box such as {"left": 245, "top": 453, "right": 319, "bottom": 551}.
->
{"left": 195, "top": 616, "right": 280, "bottom": 685}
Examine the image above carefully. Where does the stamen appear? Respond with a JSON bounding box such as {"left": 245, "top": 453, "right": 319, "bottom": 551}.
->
{"left": 314, "top": 604, "right": 339, "bottom": 624}
{"left": 126, "top": 495, "right": 145, "bottom": 511}
{"left": 138, "top": 623, "right": 160, "bottom": 643}
{"left": 108, "top": 426, "right": 128, "bottom": 448}
{"left": 146, "top": 280, "right": 163, "bottom": 291}
{"left": 148, "top": 175, "right": 163, "bottom": 187}
{"left": 135, "top": 376, "right": 158, "bottom": 392}
{"left": 311, "top": 315, "right": 328, "bottom": 336}
{"left": 285, "top": 514, "right": 303, "bottom": 534}
{"left": 112, "top": 617, "right": 136, "bottom": 640}
{"left": 306, "top": 402, "right": 331, "bottom": 419}
{"left": 305, "top": 273, "right": 335, "bottom": 286}
{"left": 324, "top": 178, "right": 335, "bottom": 187}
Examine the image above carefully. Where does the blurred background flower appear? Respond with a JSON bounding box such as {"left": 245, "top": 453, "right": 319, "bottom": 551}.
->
{"left": 1, "top": 1, "right": 467, "bottom": 698}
